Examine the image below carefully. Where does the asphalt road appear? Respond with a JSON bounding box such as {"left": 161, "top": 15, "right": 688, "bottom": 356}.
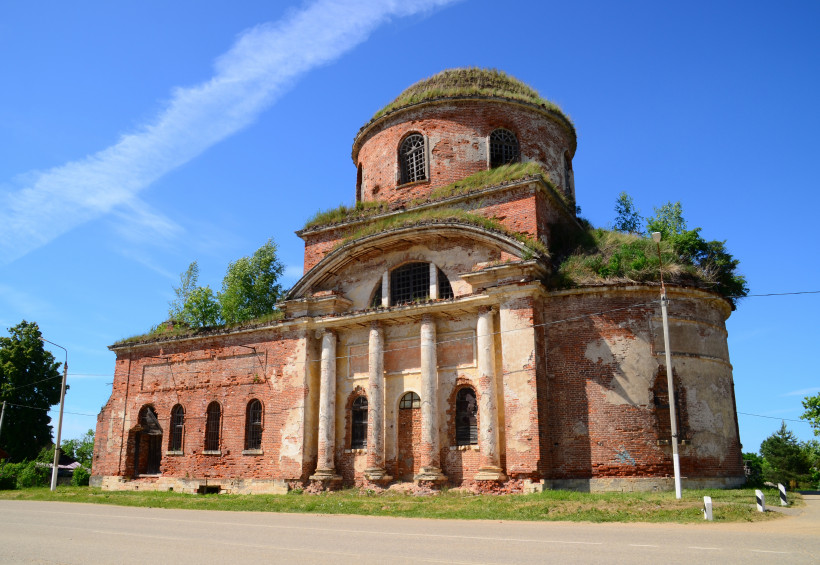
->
{"left": 0, "top": 495, "right": 818, "bottom": 564}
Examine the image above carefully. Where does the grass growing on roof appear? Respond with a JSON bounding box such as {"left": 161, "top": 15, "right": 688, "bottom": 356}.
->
{"left": 113, "top": 310, "right": 285, "bottom": 346}
{"left": 333, "top": 207, "right": 549, "bottom": 259}
{"left": 371, "top": 68, "right": 574, "bottom": 132}
{"left": 301, "top": 163, "right": 568, "bottom": 231}
{"left": 302, "top": 200, "right": 389, "bottom": 230}
{"left": 0, "top": 486, "right": 795, "bottom": 523}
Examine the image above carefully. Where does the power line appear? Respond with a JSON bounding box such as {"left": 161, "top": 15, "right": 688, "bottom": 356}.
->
{"left": 737, "top": 411, "right": 810, "bottom": 424}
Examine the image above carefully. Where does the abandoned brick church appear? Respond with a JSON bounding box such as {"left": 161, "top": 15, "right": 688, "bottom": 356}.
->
{"left": 91, "top": 69, "right": 744, "bottom": 493}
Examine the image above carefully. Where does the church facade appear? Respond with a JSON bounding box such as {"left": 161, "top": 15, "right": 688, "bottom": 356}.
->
{"left": 91, "top": 69, "right": 744, "bottom": 494}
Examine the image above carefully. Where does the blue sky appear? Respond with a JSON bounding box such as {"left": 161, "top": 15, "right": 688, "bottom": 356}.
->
{"left": 1, "top": 0, "right": 818, "bottom": 455}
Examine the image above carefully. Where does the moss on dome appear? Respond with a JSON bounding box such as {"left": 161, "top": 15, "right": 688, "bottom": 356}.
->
{"left": 370, "top": 68, "right": 573, "bottom": 129}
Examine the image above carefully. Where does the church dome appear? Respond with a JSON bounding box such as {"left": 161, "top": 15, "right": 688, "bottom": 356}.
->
{"left": 371, "top": 67, "right": 571, "bottom": 124}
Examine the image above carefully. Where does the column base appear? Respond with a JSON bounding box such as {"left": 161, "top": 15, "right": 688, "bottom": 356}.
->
{"left": 309, "top": 468, "right": 342, "bottom": 484}
{"left": 364, "top": 468, "right": 392, "bottom": 483}
{"left": 475, "top": 466, "right": 507, "bottom": 481}
{"left": 413, "top": 466, "right": 447, "bottom": 483}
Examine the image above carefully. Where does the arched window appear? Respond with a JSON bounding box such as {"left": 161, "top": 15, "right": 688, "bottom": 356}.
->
{"left": 134, "top": 405, "right": 162, "bottom": 475}
{"left": 399, "top": 391, "right": 421, "bottom": 409}
{"left": 391, "top": 262, "right": 429, "bottom": 305}
{"left": 204, "top": 402, "right": 221, "bottom": 452}
{"left": 563, "top": 152, "right": 572, "bottom": 193}
{"left": 438, "top": 268, "right": 454, "bottom": 300}
{"left": 245, "top": 399, "right": 263, "bottom": 451}
{"left": 490, "top": 129, "right": 519, "bottom": 168}
{"left": 169, "top": 404, "right": 184, "bottom": 452}
{"left": 370, "top": 278, "right": 383, "bottom": 308}
{"left": 455, "top": 388, "right": 478, "bottom": 446}
{"left": 399, "top": 133, "right": 426, "bottom": 184}
{"left": 351, "top": 396, "right": 368, "bottom": 449}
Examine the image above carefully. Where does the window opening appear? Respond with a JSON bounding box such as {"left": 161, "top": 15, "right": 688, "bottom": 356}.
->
{"left": 455, "top": 388, "right": 478, "bottom": 446}
{"left": 205, "top": 402, "right": 221, "bottom": 452}
{"left": 390, "top": 262, "right": 429, "bottom": 305}
{"left": 438, "top": 268, "right": 454, "bottom": 300}
{"left": 563, "top": 152, "right": 572, "bottom": 192}
{"left": 169, "top": 404, "right": 184, "bottom": 452}
{"left": 351, "top": 396, "right": 368, "bottom": 449}
{"left": 399, "top": 391, "right": 421, "bottom": 409}
{"left": 490, "top": 129, "right": 519, "bottom": 167}
{"left": 356, "top": 163, "right": 363, "bottom": 202}
{"left": 245, "top": 399, "right": 263, "bottom": 451}
{"left": 399, "top": 134, "right": 426, "bottom": 184}
{"left": 370, "top": 279, "right": 383, "bottom": 308}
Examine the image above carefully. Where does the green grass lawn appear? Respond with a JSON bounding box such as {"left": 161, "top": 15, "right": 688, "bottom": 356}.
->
{"left": 0, "top": 486, "right": 799, "bottom": 524}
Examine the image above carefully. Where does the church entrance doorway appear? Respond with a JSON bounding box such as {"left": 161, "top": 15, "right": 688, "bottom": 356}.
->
{"left": 131, "top": 405, "right": 163, "bottom": 476}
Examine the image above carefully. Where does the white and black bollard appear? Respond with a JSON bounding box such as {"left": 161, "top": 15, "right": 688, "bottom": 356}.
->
{"left": 755, "top": 489, "right": 766, "bottom": 512}
{"left": 702, "top": 496, "right": 713, "bottom": 521}
{"left": 778, "top": 483, "right": 788, "bottom": 506}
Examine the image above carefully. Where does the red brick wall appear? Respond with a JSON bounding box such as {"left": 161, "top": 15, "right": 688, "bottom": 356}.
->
{"left": 354, "top": 100, "right": 575, "bottom": 207}
{"left": 542, "top": 287, "right": 743, "bottom": 481}
{"left": 92, "top": 330, "right": 312, "bottom": 482}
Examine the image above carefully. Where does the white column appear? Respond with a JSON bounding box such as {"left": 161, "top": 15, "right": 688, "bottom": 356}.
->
{"left": 475, "top": 307, "right": 506, "bottom": 481}
{"left": 429, "top": 263, "right": 439, "bottom": 300}
{"left": 415, "top": 314, "right": 446, "bottom": 482}
{"left": 311, "top": 330, "right": 340, "bottom": 481}
{"left": 365, "top": 322, "right": 390, "bottom": 481}
{"left": 381, "top": 271, "right": 389, "bottom": 307}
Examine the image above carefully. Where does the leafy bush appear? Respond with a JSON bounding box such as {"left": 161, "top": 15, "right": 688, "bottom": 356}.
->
{"left": 0, "top": 462, "right": 20, "bottom": 490}
{"left": 71, "top": 467, "right": 90, "bottom": 487}
{"left": 16, "top": 461, "right": 49, "bottom": 488}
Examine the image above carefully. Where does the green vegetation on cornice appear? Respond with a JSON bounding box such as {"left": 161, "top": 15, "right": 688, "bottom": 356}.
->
{"left": 302, "top": 200, "right": 390, "bottom": 231}
{"left": 112, "top": 311, "right": 285, "bottom": 347}
{"left": 416, "top": 162, "right": 567, "bottom": 206}
{"left": 301, "top": 163, "right": 565, "bottom": 232}
{"left": 334, "top": 207, "right": 550, "bottom": 260}
{"left": 554, "top": 227, "right": 741, "bottom": 307}
{"left": 370, "top": 68, "right": 573, "bottom": 132}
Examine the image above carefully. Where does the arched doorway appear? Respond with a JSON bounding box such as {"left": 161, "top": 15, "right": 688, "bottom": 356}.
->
{"left": 397, "top": 391, "right": 422, "bottom": 480}
{"left": 131, "top": 405, "right": 162, "bottom": 476}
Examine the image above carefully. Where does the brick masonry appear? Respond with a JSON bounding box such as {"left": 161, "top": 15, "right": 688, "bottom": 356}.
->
{"left": 93, "top": 74, "right": 744, "bottom": 493}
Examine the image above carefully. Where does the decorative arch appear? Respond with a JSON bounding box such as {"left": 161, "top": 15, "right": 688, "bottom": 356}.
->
{"left": 287, "top": 223, "right": 538, "bottom": 301}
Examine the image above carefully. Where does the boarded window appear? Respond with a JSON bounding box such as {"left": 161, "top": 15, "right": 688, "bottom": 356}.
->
{"left": 351, "top": 396, "right": 368, "bottom": 449}
{"left": 455, "top": 388, "right": 478, "bottom": 446}
{"left": 205, "top": 402, "right": 221, "bottom": 452}
{"left": 245, "top": 399, "right": 263, "bottom": 451}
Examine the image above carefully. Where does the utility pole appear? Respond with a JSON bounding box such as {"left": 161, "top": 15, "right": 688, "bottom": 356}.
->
{"left": 0, "top": 401, "right": 6, "bottom": 444}
{"left": 652, "top": 232, "right": 682, "bottom": 499}
{"left": 40, "top": 338, "right": 68, "bottom": 492}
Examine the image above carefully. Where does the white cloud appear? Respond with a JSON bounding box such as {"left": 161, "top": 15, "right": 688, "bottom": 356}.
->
{"left": 782, "top": 387, "right": 820, "bottom": 397}
{"left": 0, "top": 0, "right": 458, "bottom": 265}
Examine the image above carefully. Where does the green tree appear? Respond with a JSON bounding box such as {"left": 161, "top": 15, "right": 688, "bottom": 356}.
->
{"left": 61, "top": 429, "right": 94, "bottom": 468}
{"left": 801, "top": 393, "right": 820, "bottom": 436}
{"left": 645, "top": 201, "right": 748, "bottom": 307}
{"left": 219, "top": 239, "right": 285, "bottom": 324}
{"left": 760, "top": 422, "right": 812, "bottom": 486}
{"left": 646, "top": 201, "right": 687, "bottom": 238}
{"left": 742, "top": 452, "right": 765, "bottom": 486}
{"left": 0, "top": 321, "right": 63, "bottom": 461}
{"left": 181, "top": 286, "right": 222, "bottom": 327}
{"left": 169, "top": 261, "right": 200, "bottom": 321}
{"left": 613, "top": 191, "right": 642, "bottom": 234}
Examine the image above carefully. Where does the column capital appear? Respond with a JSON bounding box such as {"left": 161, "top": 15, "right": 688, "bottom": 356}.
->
{"left": 315, "top": 328, "right": 336, "bottom": 340}
{"left": 478, "top": 305, "right": 498, "bottom": 315}
{"left": 369, "top": 320, "right": 382, "bottom": 331}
